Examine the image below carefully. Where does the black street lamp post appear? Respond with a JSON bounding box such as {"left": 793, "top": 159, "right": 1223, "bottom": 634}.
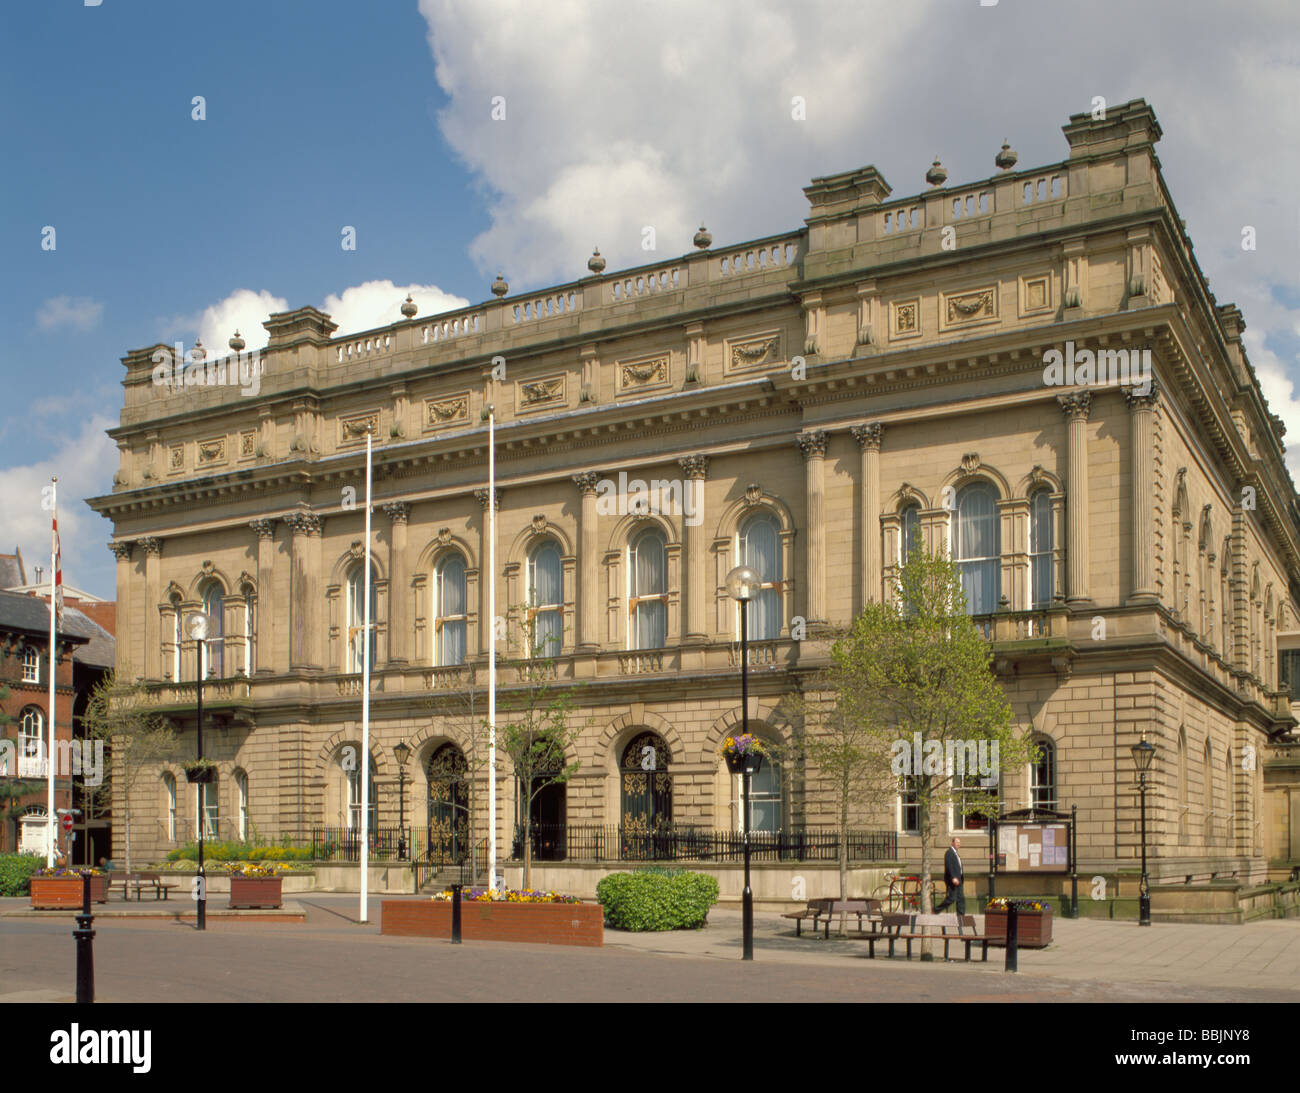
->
{"left": 1131, "top": 739, "right": 1156, "bottom": 927}
{"left": 394, "top": 741, "right": 411, "bottom": 860}
{"left": 726, "top": 564, "right": 760, "bottom": 962}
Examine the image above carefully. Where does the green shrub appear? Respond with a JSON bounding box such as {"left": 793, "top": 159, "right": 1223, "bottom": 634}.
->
{"left": 596, "top": 870, "right": 720, "bottom": 931}
{"left": 165, "top": 841, "right": 313, "bottom": 862}
{"left": 0, "top": 852, "right": 44, "bottom": 896}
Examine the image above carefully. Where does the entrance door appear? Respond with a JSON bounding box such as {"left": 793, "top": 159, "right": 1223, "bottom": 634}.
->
{"left": 528, "top": 780, "right": 566, "bottom": 861}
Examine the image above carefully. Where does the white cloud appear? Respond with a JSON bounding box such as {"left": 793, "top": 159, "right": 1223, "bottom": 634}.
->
{"left": 0, "top": 413, "right": 118, "bottom": 597}
{"left": 320, "top": 281, "right": 470, "bottom": 339}
{"left": 162, "top": 288, "right": 289, "bottom": 355}
{"left": 36, "top": 295, "right": 104, "bottom": 332}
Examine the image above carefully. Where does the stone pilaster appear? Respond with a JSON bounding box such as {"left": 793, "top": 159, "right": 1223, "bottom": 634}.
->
{"left": 573, "top": 471, "right": 602, "bottom": 650}
{"left": 1126, "top": 383, "right": 1159, "bottom": 602}
{"left": 383, "top": 502, "right": 411, "bottom": 664}
{"left": 678, "top": 455, "right": 709, "bottom": 641}
{"left": 797, "top": 430, "right": 829, "bottom": 625}
{"left": 850, "top": 424, "right": 882, "bottom": 608}
{"left": 1057, "top": 391, "right": 1092, "bottom": 604}
{"left": 284, "top": 511, "right": 322, "bottom": 669}
{"left": 475, "top": 488, "right": 501, "bottom": 655}
{"left": 249, "top": 519, "right": 277, "bottom": 674}
{"left": 108, "top": 541, "right": 133, "bottom": 673}
{"left": 138, "top": 537, "right": 162, "bottom": 680}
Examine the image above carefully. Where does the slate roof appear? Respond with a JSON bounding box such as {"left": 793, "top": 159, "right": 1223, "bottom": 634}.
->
{"left": 0, "top": 550, "right": 25, "bottom": 590}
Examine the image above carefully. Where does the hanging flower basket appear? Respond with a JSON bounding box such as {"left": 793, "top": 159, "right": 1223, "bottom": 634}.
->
{"left": 184, "top": 760, "right": 217, "bottom": 784}
{"left": 720, "top": 735, "right": 765, "bottom": 775}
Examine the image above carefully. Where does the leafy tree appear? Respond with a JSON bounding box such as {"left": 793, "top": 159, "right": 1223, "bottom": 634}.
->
{"left": 424, "top": 669, "right": 489, "bottom": 880}
{"left": 83, "top": 669, "right": 178, "bottom": 873}
{"left": 497, "top": 609, "right": 584, "bottom": 890}
{"left": 790, "top": 544, "right": 1034, "bottom": 931}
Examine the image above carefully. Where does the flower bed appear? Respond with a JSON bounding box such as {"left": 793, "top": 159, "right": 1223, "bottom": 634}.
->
{"left": 30, "top": 871, "right": 109, "bottom": 909}
{"left": 984, "top": 900, "right": 1053, "bottom": 948}
{"left": 382, "top": 895, "right": 602, "bottom": 946}
{"left": 431, "top": 887, "right": 581, "bottom": 904}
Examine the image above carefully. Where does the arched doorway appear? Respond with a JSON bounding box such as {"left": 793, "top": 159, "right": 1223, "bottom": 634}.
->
{"left": 515, "top": 741, "right": 567, "bottom": 862}
{"left": 620, "top": 732, "right": 672, "bottom": 858}
{"left": 426, "top": 743, "right": 469, "bottom": 863}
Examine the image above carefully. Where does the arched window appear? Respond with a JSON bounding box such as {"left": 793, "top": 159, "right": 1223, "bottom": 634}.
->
{"left": 1202, "top": 741, "right": 1213, "bottom": 842}
{"left": 955, "top": 482, "right": 1000, "bottom": 615}
{"left": 1029, "top": 490, "right": 1054, "bottom": 608}
{"left": 527, "top": 541, "right": 563, "bottom": 657}
{"left": 629, "top": 528, "right": 668, "bottom": 650}
{"left": 434, "top": 554, "right": 468, "bottom": 666}
{"left": 427, "top": 744, "right": 469, "bottom": 860}
{"left": 739, "top": 513, "right": 782, "bottom": 640}
{"left": 900, "top": 504, "right": 921, "bottom": 565}
{"left": 620, "top": 733, "right": 672, "bottom": 838}
{"left": 347, "top": 562, "right": 378, "bottom": 673}
{"left": 19, "top": 707, "right": 44, "bottom": 775}
{"left": 162, "top": 772, "right": 177, "bottom": 841}
{"left": 1220, "top": 549, "right": 1231, "bottom": 658}
{"left": 21, "top": 646, "right": 39, "bottom": 683}
{"left": 346, "top": 754, "right": 378, "bottom": 831}
{"left": 235, "top": 769, "right": 249, "bottom": 840}
{"left": 746, "top": 749, "right": 782, "bottom": 834}
{"left": 202, "top": 581, "right": 225, "bottom": 677}
{"left": 1030, "top": 737, "right": 1056, "bottom": 811}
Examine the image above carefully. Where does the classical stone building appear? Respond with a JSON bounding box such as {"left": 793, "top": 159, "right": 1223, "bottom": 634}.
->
{"left": 89, "top": 99, "right": 1299, "bottom": 901}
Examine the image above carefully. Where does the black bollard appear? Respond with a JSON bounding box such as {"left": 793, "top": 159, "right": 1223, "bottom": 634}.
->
{"left": 1004, "top": 902, "right": 1019, "bottom": 974}
{"left": 74, "top": 871, "right": 96, "bottom": 1003}
{"left": 450, "top": 884, "right": 462, "bottom": 944}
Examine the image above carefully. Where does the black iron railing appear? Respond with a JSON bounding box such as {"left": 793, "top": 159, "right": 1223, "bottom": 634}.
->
{"left": 509, "top": 824, "right": 897, "bottom": 863}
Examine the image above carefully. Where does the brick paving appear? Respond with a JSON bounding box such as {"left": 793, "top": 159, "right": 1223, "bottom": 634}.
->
{"left": 1, "top": 895, "right": 1295, "bottom": 1002}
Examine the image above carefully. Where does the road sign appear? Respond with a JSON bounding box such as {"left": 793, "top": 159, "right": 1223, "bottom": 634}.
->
{"left": 61, "top": 814, "right": 74, "bottom": 833}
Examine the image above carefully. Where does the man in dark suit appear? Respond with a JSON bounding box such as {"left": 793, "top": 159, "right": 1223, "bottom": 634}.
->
{"left": 934, "top": 837, "right": 965, "bottom": 915}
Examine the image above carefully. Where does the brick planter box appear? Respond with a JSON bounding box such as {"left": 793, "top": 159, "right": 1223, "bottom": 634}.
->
{"left": 381, "top": 899, "right": 603, "bottom": 947}
{"left": 985, "top": 906, "right": 1053, "bottom": 948}
{"left": 229, "top": 876, "right": 283, "bottom": 909}
{"left": 30, "top": 875, "right": 109, "bottom": 909}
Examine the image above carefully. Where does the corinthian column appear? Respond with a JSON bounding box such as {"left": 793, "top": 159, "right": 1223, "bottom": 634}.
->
{"left": 850, "top": 424, "right": 882, "bottom": 609}
{"left": 383, "top": 502, "right": 411, "bottom": 664}
{"left": 474, "top": 488, "right": 501, "bottom": 654}
{"left": 1126, "top": 383, "right": 1160, "bottom": 602}
{"left": 1057, "top": 391, "right": 1093, "bottom": 604}
{"left": 138, "top": 537, "right": 162, "bottom": 680}
{"left": 678, "top": 455, "right": 709, "bottom": 641}
{"left": 797, "top": 430, "right": 829, "bottom": 625}
{"left": 284, "top": 511, "right": 322, "bottom": 669}
{"left": 249, "top": 519, "right": 277, "bottom": 674}
{"left": 573, "top": 471, "right": 602, "bottom": 650}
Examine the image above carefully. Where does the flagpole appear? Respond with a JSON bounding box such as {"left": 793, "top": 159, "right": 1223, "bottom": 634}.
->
{"left": 487, "top": 406, "right": 497, "bottom": 891}
{"left": 360, "top": 428, "right": 372, "bottom": 923}
{"left": 46, "top": 476, "right": 57, "bottom": 867}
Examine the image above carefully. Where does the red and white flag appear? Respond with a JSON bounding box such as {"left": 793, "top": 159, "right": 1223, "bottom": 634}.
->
{"left": 52, "top": 506, "right": 63, "bottom": 628}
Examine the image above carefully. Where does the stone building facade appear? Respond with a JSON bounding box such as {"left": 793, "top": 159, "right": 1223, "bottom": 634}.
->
{"left": 89, "top": 99, "right": 1299, "bottom": 889}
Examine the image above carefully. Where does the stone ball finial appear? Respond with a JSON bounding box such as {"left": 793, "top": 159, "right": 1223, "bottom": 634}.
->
{"left": 995, "top": 139, "right": 1018, "bottom": 171}
{"left": 587, "top": 248, "right": 606, "bottom": 274}
{"left": 192, "top": 337, "right": 206, "bottom": 361}
{"left": 693, "top": 224, "right": 712, "bottom": 250}
{"left": 925, "top": 157, "right": 948, "bottom": 187}
{"left": 400, "top": 294, "right": 417, "bottom": 318}
{"left": 491, "top": 273, "right": 509, "bottom": 297}
{"left": 228, "top": 330, "right": 245, "bottom": 352}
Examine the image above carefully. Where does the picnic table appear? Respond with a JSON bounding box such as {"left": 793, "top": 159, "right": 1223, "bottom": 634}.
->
{"left": 783, "top": 898, "right": 883, "bottom": 939}
{"left": 859, "top": 912, "right": 991, "bottom": 962}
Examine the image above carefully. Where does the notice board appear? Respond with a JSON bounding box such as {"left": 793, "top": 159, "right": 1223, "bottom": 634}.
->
{"left": 995, "top": 821, "right": 1070, "bottom": 873}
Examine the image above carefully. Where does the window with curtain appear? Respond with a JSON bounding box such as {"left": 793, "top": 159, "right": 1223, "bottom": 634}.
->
{"left": 346, "top": 756, "right": 378, "bottom": 831}
{"left": 739, "top": 513, "right": 782, "bottom": 640}
{"left": 201, "top": 581, "right": 225, "bottom": 678}
{"left": 347, "top": 563, "right": 378, "bottom": 673}
{"left": 1030, "top": 737, "right": 1056, "bottom": 810}
{"left": 527, "top": 541, "right": 563, "bottom": 657}
{"left": 163, "top": 772, "right": 177, "bottom": 840}
{"left": 629, "top": 528, "right": 667, "bottom": 650}
{"left": 955, "top": 482, "right": 1000, "bottom": 615}
{"left": 1029, "top": 490, "right": 1053, "bottom": 608}
{"left": 744, "top": 751, "right": 782, "bottom": 833}
{"left": 900, "top": 504, "right": 921, "bottom": 565}
{"left": 235, "top": 769, "right": 249, "bottom": 840}
{"left": 434, "top": 554, "right": 468, "bottom": 666}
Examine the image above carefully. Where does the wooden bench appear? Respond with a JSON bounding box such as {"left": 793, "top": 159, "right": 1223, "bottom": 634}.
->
{"left": 941, "top": 915, "right": 992, "bottom": 963}
{"left": 859, "top": 912, "right": 992, "bottom": 961}
{"left": 783, "top": 898, "right": 882, "bottom": 938}
{"left": 116, "top": 871, "right": 179, "bottom": 901}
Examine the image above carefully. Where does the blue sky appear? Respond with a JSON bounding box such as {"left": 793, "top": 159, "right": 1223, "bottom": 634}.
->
{"left": 2, "top": 0, "right": 1297, "bottom": 600}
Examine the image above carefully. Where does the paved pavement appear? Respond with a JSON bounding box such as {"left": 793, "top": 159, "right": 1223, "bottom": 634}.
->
{"left": 1, "top": 895, "right": 1295, "bottom": 1003}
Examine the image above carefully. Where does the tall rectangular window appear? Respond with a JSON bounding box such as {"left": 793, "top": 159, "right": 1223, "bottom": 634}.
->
{"left": 1280, "top": 649, "right": 1300, "bottom": 701}
{"left": 1029, "top": 491, "right": 1053, "bottom": 608}
{"left": 21, "top": 648, "right": 39, "bottom": 683}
